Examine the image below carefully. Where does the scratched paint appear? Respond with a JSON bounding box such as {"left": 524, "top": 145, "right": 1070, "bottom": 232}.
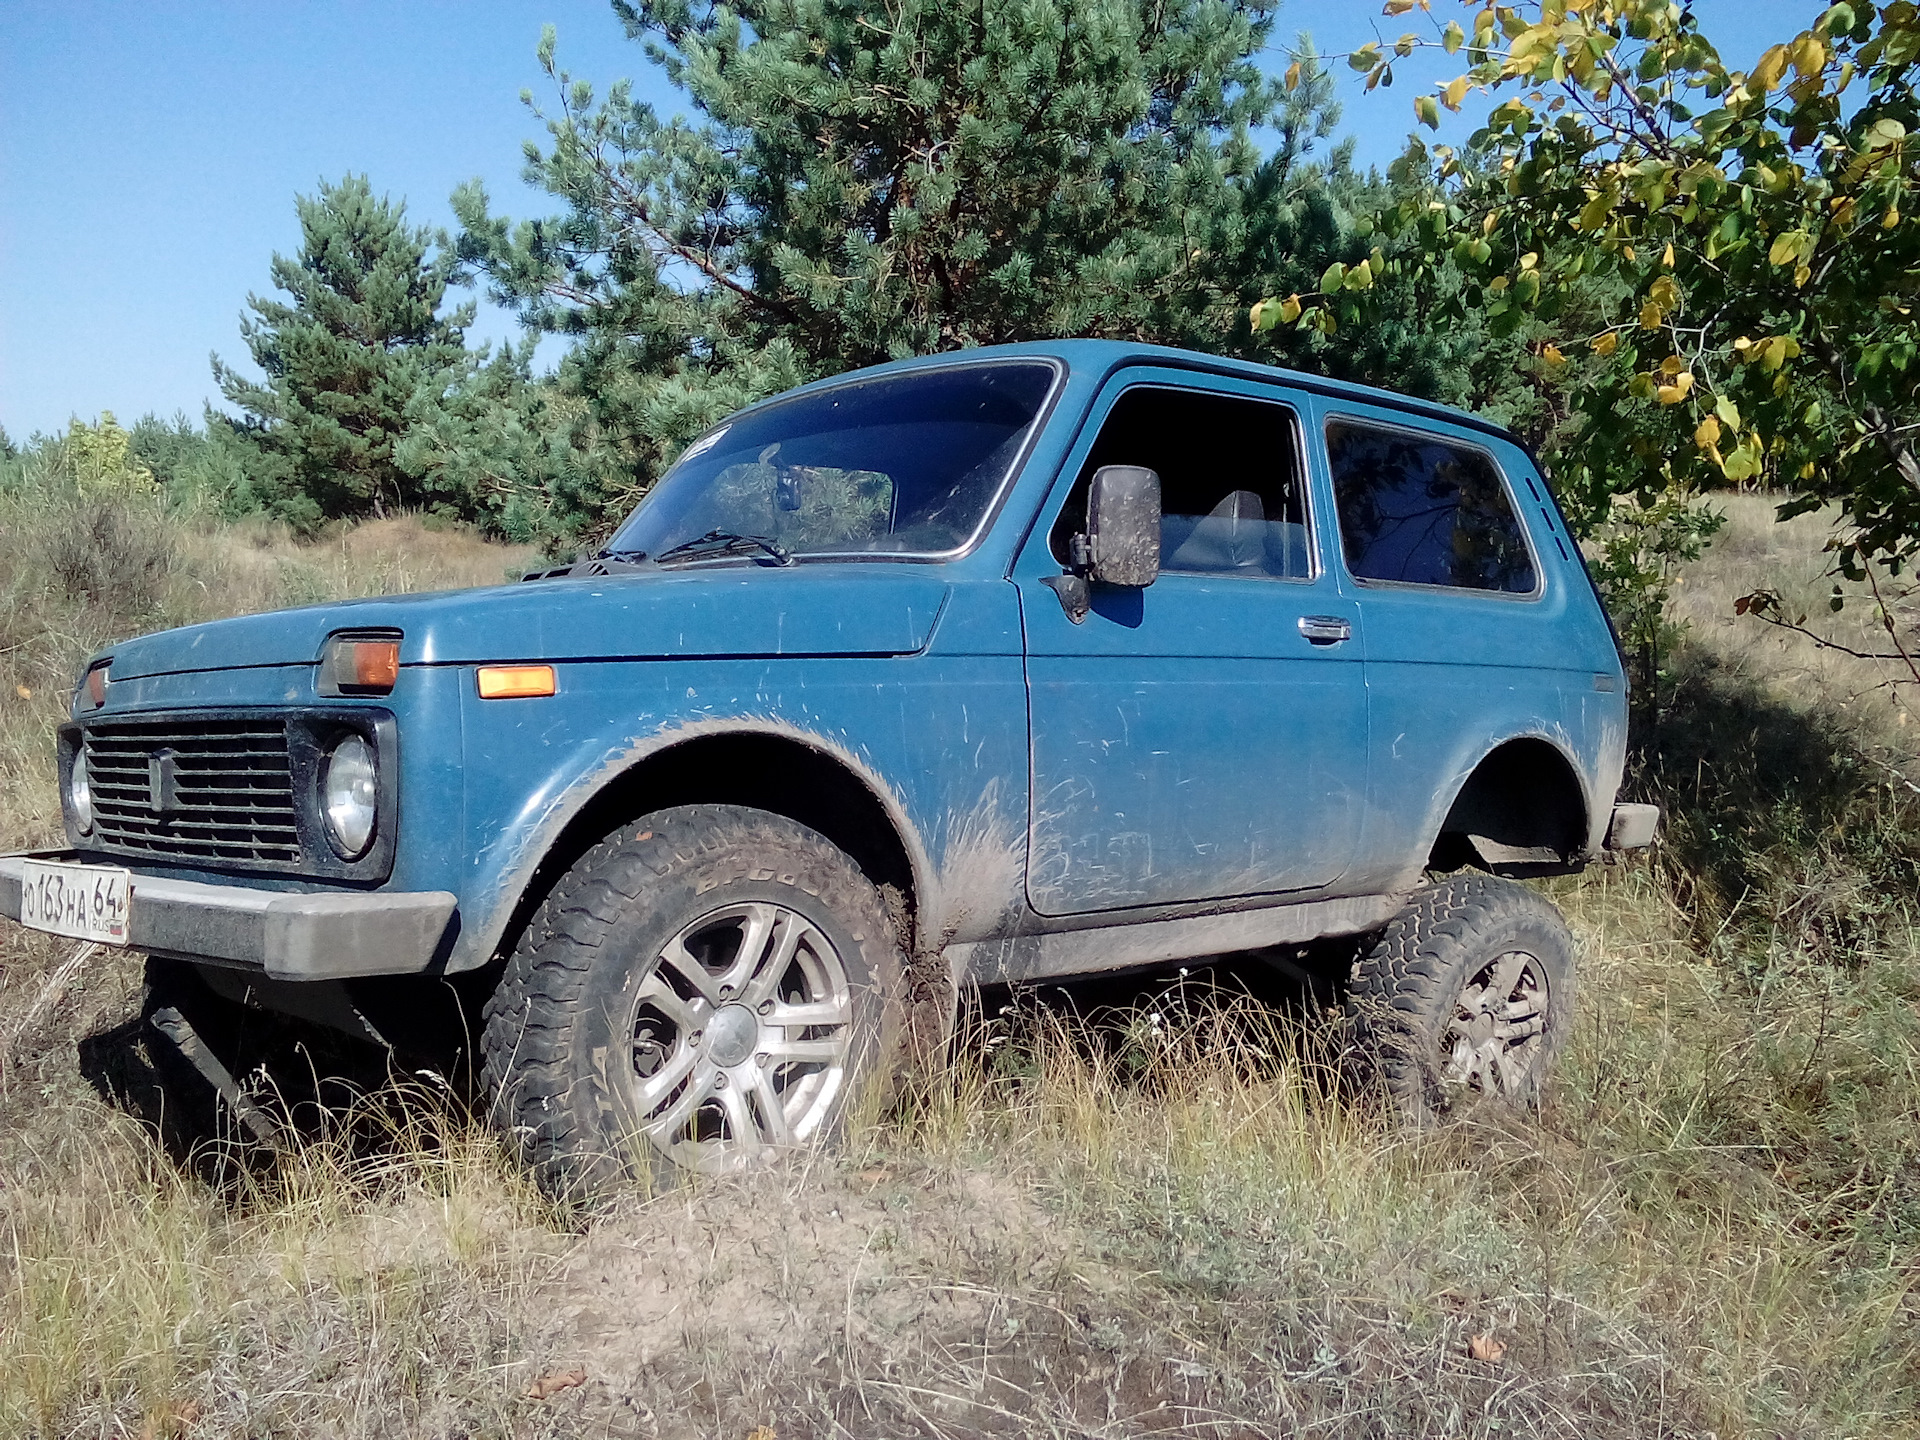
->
{"left": 49, "top": 338, "right": 1633, "bottom": 995}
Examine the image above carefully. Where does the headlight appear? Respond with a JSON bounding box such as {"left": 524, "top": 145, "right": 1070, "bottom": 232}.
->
{"left": 320, "top": 734, "right": 378, "bottom": 859}
{"left": 68, "top": 747, "right": 94, "bottom": 834}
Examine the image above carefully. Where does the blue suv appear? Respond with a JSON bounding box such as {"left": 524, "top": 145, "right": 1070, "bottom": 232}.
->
{"left": 2, "top": 341, "right": 1655, "bottom": 1190}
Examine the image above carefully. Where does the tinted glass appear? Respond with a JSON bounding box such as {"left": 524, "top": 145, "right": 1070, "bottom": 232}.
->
{"left": 1050, "top": 386, "right": 1311, "bottom": 579}
{"left": 1326, "top": 421, "right": 1536, "bottom": 593}
{"left": 608, "top": 362, "right": 1055, "bottom": 559}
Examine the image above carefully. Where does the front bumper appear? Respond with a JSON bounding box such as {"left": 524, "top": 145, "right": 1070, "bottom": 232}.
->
{"left": 0, "top": 851, "right": 456, "bottom": 981}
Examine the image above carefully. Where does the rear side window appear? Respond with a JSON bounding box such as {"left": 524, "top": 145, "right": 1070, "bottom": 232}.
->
{"left": 1326, "top": 420, "right": 1537, "bottom": 594}
{"left": 1050, "top": 386, "right": 1311, "bottom": 580}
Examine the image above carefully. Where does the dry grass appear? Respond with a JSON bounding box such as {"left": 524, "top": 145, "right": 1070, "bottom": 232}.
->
{"left": 1671, "top": 493, "right": 1920, "bottom": 752}
{"left": 2, "top": 490, "right": 1918, "bottom": 1437}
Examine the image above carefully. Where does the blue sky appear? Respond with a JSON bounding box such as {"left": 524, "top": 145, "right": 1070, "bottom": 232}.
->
{"left": 1, "top": 0, "right": 1820, "bottom": 439}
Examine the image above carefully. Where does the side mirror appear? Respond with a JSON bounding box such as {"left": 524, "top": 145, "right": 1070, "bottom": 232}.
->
{"left": 1081, "top": 465, "right": 1161, "bottom": 587}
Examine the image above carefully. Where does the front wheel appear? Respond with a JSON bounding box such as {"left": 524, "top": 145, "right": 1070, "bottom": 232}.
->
{"left": 1346, "top": 875, "right": 1575, "bottom": 1124}
{"left": 482, "top": 805, "right": 903, "bottom": 1197}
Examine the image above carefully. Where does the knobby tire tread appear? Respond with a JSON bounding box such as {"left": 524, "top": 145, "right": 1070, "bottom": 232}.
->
{"left": 1348, "top": 874, "right": 1574, "bottom": 1123}
{"left": 480, "top": 804, "right": 898, "bottom": 1197}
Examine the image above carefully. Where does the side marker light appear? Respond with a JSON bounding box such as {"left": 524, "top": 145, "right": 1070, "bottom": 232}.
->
{"left": 477, "top": 665, "right": 557, "bottom": 699}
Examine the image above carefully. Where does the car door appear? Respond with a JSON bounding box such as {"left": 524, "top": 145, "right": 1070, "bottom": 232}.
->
{"left": 1016, "top": 369, "right": 1369, "bottom": 916}
{"left": 1307, "top": 398, "right": 1586, "bottom": 884}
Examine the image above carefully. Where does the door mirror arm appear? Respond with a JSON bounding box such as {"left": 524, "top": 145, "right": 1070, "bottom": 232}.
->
{"left": 1041, "top": 572, "right": 1092, "bottom": 623}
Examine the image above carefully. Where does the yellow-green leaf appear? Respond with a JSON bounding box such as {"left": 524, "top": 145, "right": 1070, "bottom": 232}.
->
{"left": 1752, "top": 44, "right": 1790, "bottom": 89}
{"left": 1442, "top": 20, "right": 1465, "bottom": 53}
{"left": 1415, "top": 94, "right": 1440, "bottom": 128}
{"left": 1865, "top": 117, "right": 1906, "bottom": 151}
{"left": 1768, "top": 229, "right": 1811, "bottom": 266}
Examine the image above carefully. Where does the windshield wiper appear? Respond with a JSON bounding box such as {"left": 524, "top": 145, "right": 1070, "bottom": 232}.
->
{"left": 654, "top": 529, "right": 794, "bottom": 566}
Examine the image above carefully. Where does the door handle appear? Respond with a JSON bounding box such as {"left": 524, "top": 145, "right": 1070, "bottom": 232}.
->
{"left": 1298, "top": 614, "right": 1352, "bottom": 646}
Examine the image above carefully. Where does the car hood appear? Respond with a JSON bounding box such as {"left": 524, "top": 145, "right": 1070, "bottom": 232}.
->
{"left": 103, "top": 565, "right": 953, "bottom": 680}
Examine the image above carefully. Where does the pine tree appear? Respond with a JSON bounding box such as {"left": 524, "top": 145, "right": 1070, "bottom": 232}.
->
{"left": 214, "top": 175, "right": 476, "bottom": 529}
{"left": 454, "top": 2, "right": 1391, "bottom": 547}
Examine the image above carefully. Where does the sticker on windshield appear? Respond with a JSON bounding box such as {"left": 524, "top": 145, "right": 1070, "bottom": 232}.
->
{"left": 677, "top": 426, "right": 729, "bottom": 464}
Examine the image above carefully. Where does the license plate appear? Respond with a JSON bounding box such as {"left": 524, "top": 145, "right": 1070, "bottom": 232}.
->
{"left": 18, "top": 859, "right": 132, "bottom": 945}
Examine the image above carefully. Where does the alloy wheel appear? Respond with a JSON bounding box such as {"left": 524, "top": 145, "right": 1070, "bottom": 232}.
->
{"left": 623, "top": 901, "right": 854, "bottom": 1172}
{"left": 1439, "top": 947, "right": 1551, "bottom": 1098}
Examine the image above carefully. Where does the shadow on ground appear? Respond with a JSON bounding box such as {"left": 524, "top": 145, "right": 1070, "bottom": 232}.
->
{"left": 71, "top": 937, "right": 1359, "bottom": 1200}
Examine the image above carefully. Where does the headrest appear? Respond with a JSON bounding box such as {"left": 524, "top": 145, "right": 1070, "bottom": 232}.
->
{"left": 1211, "top": 490, "right": 1264, "bottom": 522}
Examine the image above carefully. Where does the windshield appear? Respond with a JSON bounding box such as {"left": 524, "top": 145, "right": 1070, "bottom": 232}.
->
{"left": 606, "top": 361, "right": 1057, "bottom": 561}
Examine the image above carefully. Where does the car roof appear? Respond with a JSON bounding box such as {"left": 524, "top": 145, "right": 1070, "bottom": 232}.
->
{"left": 773, "top": 338, "right": 1518, "bottom": 445}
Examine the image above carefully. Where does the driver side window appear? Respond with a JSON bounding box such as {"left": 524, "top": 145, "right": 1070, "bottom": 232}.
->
{"left": 1048, "top": 385, "right": 1310, "bottom": 579}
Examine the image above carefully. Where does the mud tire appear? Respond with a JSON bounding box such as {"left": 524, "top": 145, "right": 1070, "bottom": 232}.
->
{"left": 1347, "top": 875, "right": 1575, "bottom": 1124}
{"left": 481, "top": 804, "right": 904, "bottom": 1199}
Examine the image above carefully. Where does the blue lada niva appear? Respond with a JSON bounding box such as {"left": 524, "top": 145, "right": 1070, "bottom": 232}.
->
{"left": 2, "top": 340, "right": 1656, "bottom": 1191}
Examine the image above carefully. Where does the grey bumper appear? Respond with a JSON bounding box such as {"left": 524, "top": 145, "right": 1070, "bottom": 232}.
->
{"left": 1605, "top": 803, "right": 1661, "bottom": 851}
{"left": 0, "top": 851, "right": 456, "bottom": 981}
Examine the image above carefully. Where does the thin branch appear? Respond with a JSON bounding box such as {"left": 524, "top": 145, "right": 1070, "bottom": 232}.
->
{"left": 1861, "top": 559, "right": 1920, "bottom": 687}
{"left": 1745, "top": 602, "right": 1920, "bottom": 684}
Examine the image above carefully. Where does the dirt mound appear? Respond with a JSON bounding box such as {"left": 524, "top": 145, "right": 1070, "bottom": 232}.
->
{"left": 523, "top": 1163, "right": 1089, "bottom": 1430}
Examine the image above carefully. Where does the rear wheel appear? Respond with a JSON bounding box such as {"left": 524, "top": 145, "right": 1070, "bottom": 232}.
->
{"left": 1346, "top": 875, "right": 1574, "bottom": 1123}
{"left": 482, "top": 804, "right": 903, "bottom": 1197}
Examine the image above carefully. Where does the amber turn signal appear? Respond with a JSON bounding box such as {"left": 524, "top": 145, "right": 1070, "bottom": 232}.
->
{"left": 477, "top": 665, "right": 557, "bottom": 699}
{"left": 349, "top": 641, "right": 400, "bottom": 691}
{"left": 324, "top": 639, "right": 400, "bottom": 695}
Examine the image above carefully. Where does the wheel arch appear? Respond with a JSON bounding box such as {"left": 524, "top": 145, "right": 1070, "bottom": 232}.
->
{"left": 1425, "top": 735, "right": 1592, "bottom": 878}
{"left": 465, "top": 721, "right": 935, "bottom": 972}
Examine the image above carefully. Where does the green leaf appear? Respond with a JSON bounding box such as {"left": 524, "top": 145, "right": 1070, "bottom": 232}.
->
{"left": 1442, "top": 21, "right": 1465, "bottom": 54}
{"left": 1415, "top": 95, "right": 1440, "bottom": 129}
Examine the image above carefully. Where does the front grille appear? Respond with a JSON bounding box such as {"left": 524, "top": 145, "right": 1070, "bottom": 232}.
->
{"left": 86, "top": 718, "right": 301, "bottom": 865}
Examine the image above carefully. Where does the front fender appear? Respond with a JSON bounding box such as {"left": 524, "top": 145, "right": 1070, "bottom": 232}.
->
{"left": 443, "top": 650, "right": 1030, "bottom": 972}
{"left": 450, "top": 709, "right": 937, "bottom": 972}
